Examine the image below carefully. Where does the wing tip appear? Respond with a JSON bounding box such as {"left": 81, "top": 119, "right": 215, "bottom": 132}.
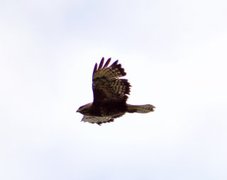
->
{"left": 98, "top": 57, "right": 105, "bottom": 70}
{"left": 93, "top": 56, "right": 127, "bottom": 78}
{"left": 93, "top": 63, "right": 98, "bottom": 75}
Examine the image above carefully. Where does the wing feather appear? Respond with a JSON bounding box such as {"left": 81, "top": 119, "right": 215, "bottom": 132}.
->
{"left": 81, "top": 115, "right": 114, "bottom": 125}
{"left": 92, "top": 57, "right": 131, "bottom": 104}
{"left": 98, "top": 57, "right": 104, "bottom": 69}
{"left": 93, "top": 63, "right": 97, "bottom": 75}
{"left": 103, "top": 58, "right": 111, "bottom": 68}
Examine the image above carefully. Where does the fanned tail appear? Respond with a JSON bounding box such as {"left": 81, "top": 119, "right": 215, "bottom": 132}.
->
{"left": 127, "top": 104, "right": 155, "bottom": 113}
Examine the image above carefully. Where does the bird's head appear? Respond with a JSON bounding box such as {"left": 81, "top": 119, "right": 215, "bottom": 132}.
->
{"left": 76, "top": 103, "right": 92, "bottom": 115}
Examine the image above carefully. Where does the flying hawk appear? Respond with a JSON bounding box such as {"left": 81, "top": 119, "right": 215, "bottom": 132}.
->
{"left": 77, "top": 58, "right": 155, "bottom": 125}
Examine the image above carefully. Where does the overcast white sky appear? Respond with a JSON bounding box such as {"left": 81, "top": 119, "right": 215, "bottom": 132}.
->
{"left": 1, "top": 0, "right": 227, "bottom": 180}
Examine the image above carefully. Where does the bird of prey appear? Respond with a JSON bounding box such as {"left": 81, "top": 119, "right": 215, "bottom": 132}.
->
{"left": 77, "top": 57, "right": 155, "bottom": 125}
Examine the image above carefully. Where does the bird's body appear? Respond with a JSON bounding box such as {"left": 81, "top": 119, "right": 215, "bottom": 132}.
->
{"left": 77, "top": 58, "right": 155, "bottom": 125}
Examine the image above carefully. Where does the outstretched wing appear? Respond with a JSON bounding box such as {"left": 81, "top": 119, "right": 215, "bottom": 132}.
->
{"left": 81, "top": 115, "right": 114, "bottom": 125}
{"left": 92, "top": 57, "right": 131, "bottom": 104}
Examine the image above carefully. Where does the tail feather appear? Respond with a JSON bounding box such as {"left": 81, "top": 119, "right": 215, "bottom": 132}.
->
{"left": 127, "top": 104, "right": 155, "bottom": 113}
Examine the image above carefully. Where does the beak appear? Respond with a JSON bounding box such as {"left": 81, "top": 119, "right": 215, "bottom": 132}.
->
{"left": 76, "top": 109, "right": 79, "bottom": 112}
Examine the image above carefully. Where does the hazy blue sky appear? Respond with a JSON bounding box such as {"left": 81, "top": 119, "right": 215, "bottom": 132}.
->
{"left": 1, "top": 0, "right": 227, "bottom": 180}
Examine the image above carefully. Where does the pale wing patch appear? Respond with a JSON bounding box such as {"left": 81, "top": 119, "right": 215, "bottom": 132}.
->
{"left": 81, "top": 116, "right": 114, "bottom": 125}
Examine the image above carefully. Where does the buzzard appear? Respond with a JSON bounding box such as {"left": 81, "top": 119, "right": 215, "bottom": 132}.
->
{"left": 77, "top": 57, "right": 155, "bottom": 125}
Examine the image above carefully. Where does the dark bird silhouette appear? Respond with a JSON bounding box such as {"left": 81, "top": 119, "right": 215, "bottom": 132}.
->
{"left": 77, "top": 57, "right": 155, "bottom": 125}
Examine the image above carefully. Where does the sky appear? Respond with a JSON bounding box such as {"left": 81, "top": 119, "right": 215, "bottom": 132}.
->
{"left": 1, "top": 0, "right": 227, "bottom": 180}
